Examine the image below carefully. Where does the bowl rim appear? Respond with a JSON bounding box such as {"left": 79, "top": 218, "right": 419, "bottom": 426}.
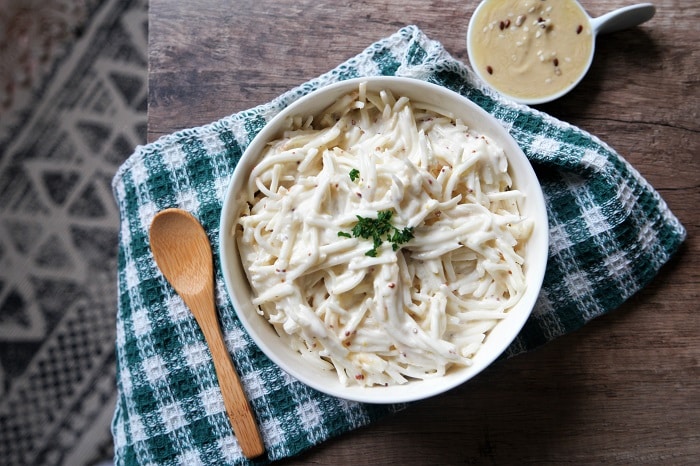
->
{"left": 219, "top": 76, "right": 549, "bottom": 403}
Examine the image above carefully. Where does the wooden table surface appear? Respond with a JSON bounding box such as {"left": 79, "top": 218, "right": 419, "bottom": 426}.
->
{"left": 147, "top": 1, "right": 699, "bottom": 463}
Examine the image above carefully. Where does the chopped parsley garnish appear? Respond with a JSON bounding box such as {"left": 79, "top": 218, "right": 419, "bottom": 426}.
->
{"left": 341, "top": 209, "right": 414, "bottom": 256}
{"left": 389, "top": 226, "right": 415, "bottom": 251}
{"left": 349, "top": 168, "right": 360, "bottom": 182}
{"left": 337, "top": 231, "right": 352, "bottom": 238}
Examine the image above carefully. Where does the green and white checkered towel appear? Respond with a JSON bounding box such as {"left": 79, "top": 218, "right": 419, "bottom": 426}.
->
{"left": 111, "top": 26, "right": 686, "bottom": 465}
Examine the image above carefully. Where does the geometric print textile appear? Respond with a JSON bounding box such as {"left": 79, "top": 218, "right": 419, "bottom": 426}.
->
{"left": 0, "top": 0, "right": 147, "bottom": 464}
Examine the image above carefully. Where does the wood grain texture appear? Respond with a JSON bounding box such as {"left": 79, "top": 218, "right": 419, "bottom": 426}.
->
{"left": 148, "top": 1, "right": 699, "bottom": 463}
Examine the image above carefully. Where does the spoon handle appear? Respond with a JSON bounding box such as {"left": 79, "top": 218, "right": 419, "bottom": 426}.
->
{"left": 185, "top": 291, "right": 266, "bottom": 459}
{"left": 590, "top": 3, "right": 656, "bottom": 36}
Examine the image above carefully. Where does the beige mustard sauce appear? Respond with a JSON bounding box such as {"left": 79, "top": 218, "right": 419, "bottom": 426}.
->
{"left": 469, "top": 0, "right": 594, "bottom": 101}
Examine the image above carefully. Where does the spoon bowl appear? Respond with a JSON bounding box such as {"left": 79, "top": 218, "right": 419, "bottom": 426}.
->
{"left": 149, "top": 208, "right": 265, "bottom": 459}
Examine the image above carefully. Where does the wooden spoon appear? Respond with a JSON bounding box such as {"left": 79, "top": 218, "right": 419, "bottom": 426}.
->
{"left": 149, "top": 208, "right": 265, "bottom": 459}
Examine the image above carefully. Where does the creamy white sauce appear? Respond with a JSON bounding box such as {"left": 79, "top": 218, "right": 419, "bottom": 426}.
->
{"left": 235, "top": 84, "right": 532, "bottom": 386}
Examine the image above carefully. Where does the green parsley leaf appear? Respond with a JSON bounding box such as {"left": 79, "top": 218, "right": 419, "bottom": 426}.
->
{"left": 377, "top": 209, "right": 393, "bottom": 224}
{"left": 337, "top": 231, "right": 352, "bottom": 238}
{"left": 345, "top": 209, "right": 413, "bottom": 256}
{"left": 390, "top": 226, "right": 415, "bottom": 251}
{"left": 349, "top": 168, "right": 360, "bottom": 182}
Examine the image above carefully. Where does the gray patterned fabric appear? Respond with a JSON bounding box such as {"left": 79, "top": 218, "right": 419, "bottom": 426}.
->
{"left": 0, "top": 0, "right": 147, "bottom": 464}
{"left": 111, "top": 26, "right": 685, "bottom": 465}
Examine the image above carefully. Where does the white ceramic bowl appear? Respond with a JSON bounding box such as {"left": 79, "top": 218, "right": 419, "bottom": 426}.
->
{"left": 219, "top": 77, "right": 548, "bottom": 403}
{"left": 467, "top": 0, "right": 656, "bottom": 105}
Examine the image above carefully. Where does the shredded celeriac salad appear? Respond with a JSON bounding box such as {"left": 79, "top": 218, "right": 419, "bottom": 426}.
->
{"left": 235, "top": 83, "right": 532, "bottom": 386}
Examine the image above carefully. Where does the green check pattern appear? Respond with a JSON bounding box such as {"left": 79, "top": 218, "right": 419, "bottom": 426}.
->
{"left": 111, "top": 26, "right": 686, "bottom": 465}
